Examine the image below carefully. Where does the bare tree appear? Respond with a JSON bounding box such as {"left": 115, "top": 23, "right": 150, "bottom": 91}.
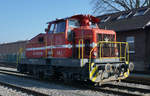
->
{"left": 91, "top": 0, "right": 150, "bottom": 15}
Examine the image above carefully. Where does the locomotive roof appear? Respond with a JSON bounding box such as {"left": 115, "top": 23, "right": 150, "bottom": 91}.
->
{"left": 47, "top": 14, "right": 100, "bottom": 24}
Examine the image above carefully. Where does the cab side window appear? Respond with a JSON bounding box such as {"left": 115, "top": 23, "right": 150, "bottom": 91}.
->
{"left": 48, "top": 24, "right": 55, "bottom": 33}
{"left": 54, "top": 21, "right": 66, "bottom": 33}
{"left": 38, "top": 37, "right": 44, "bottom": 43}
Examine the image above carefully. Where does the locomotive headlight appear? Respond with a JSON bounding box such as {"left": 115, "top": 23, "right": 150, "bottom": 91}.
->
{"left": 105, "top": 63, "right": 112, "bottom": 72}
{"left": 90, "top": 42, "right": 97, "bottom": 48}
{"left": 115, "top": 52, "right": 119, "bottom": 56}
{"left": 93, "top": 52, "right": 97, "bottom": 57}
{"left": 128, "top": 62, "right": 134, "bottom": 71}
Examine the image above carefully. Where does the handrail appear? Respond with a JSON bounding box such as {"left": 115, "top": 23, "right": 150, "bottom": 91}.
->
{"left": 17, "top": 48, "right": 23, "bottom": 66}
{"left": 89, "top": 41, "right": 129, "bottom": 71}
{"left": 127, "top": 43, "right": 129, "bottom": 63}
{"left": 45, "top": 36, "right": 48, "bottom": 58}
{"left": 120, "top": 43, "right": 122, "bottom": 60}
{"left": 99, "top": 43, "right": 102, "bottom": 60}
{"left": 51, "top": 41, "right": 53, "bottom": 57}
{"left": 78, "top": 39, "right": 84, "bottom": 67}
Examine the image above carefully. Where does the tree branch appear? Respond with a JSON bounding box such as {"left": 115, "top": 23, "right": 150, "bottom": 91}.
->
{"left": 129, "top": 0, "right": 134, "bottom": 9}
{"left": 135, "top": 0, "right": 140, "bottom": 8}
{"left": 102, "top": 0, "right": 121, "bottom": 11}
{"left": 115, "top": 0, "right": 130, "bottom": 10}
{"left": 91, "top": 0, "right": 150, "bottom": 14}
{"left": 141, "top": 0, "right": 148, "bottom": 7}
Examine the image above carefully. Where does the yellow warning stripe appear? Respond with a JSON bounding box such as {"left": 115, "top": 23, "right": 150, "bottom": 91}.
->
{"left": 124, "top": 69, "right": 130, "bottom": 78}
{"left": 92, "top": 72, "right": 99, "bottom": 82}
{"left": 91, "top": 63, "right": 95, "bottom": 68}
{"left": 90, "top": 63, "right": 95, "bottom": 71}
{"left": 90, "top": 65, "right": 98, "bottom": 79}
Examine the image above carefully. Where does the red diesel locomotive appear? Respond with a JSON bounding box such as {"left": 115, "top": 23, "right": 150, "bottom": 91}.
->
{"left": 17, "top": 14, "right": 133, "bottom": 84}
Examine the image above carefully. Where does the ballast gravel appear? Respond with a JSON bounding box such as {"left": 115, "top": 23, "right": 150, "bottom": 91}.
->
{"left": 0, "top": 73, "right": 111, "bottom": 96}
{"left": 0, "top": 85, "right": 32, "bottom": 96}
{"left": 0, "top": 67, "right": 150, "bottom": 96}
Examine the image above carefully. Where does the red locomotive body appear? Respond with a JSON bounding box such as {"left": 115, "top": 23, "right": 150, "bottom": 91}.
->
{"left": 26, "top": 15, "right": 116, "bottom": 58}
{"left": 18, "top": 15, "right": 133, "bottom": 84}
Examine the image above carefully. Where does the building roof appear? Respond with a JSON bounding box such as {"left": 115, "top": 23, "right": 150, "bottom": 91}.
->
{"left": 97, "top": 6, "right": 150, "bottom": 32}
{"left": 0, "top": 40, "right": 28, "bottom": 46}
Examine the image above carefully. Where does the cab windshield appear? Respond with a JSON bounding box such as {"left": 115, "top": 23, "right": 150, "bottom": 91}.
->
{"left": 90, "top": 22, "right": 97, "bottom": 28}
{"left": 68, "top": 19, "right": 80, "bottom": 28}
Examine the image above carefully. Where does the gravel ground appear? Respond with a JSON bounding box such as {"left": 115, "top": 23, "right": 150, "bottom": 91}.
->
{"left": 0, "top": 73, "right": 112, "bottom": 96}
{"left": 0, "top": 85, "right": 32, "bottom": 96}
{"left": 0, "top": 66, "right": 150, "bottom": 96}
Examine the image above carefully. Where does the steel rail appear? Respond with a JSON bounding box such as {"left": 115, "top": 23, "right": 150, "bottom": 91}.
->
{"left": 0, "top": 81, "right": 50, "bottom": 96}
{"left": 0, "top": 66, "right": 150, "bottom": 96}
{"left": 102, "top": 83, "right": 150, "bottom": 94}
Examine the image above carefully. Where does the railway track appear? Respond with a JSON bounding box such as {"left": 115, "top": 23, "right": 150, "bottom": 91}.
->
{"left": 0, "top": 81, "right": 49, "bottom": 96}
{"left": 0, "top": 67, "right": 150, "bottom": 96}
{"left": 0, "top": 68, "right": 50, "bottom": 96}
{"left": 78, "top": 81, "right": 150, "bottom": 96}
{"left": 123, "top": 78, "right": 150, "bottom": 86}
{"left": 1, "top": 62, "right": 150, "bottom": 86}
{"left": 0, "top": 66, "right": 150, "bottom": 86}
{"left": 0, "top": 62, "right": 16, "bottom": 68}
{"left": 99, "top": 83, "right": 150, "bottom": 96}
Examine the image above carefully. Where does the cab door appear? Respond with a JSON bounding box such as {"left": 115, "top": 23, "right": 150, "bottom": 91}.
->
{"left": 53, "top": 21, "right": 67, "bottom": 58}
{"left": 46, "top": 24, "right": 55, "bottom": 58}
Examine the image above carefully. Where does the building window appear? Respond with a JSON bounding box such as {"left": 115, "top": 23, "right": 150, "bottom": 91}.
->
{"left": 101, "top": 16, "right": 111, "bottom": 22}
{"left": 134, "top": 8, "right": 149, "bottom": 16}
{"left": 126, "top": 36, "right": 135, "bottom": 53}
{"left": 117, "top": 12, "right": 132, "bottom": 20}
{"left": 111, "top": 16, "right": 118, "bottom": 21}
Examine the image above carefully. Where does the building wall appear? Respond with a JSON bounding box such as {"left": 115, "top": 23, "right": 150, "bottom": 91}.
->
{"left": 117, "top": 29, "right": 146, "bottom": 71}
{"left": 0, "top": 41, "right": 27, "bottom": 62}
{"left": 145, "top": 27, "right": 150, "bottom": 70}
